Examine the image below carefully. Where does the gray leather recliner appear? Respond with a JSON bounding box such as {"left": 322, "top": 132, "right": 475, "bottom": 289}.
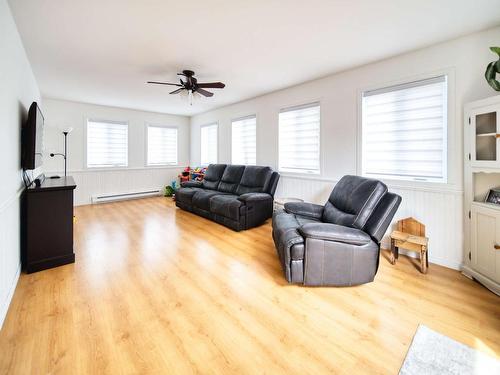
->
{"left": 272, "top": 175, "right": 401, "bottom": 286}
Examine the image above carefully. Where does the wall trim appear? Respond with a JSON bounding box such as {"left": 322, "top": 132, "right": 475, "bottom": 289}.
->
{"left": 44, "top": 165, "right": 184, "bottom": 174}
{"left": 0, "top": 263, "right": 21, "bottom": 330}
{"left": 279, "top": 175, "right": 463, "bottom": 195}
{"left": 0, "top": 187, "right": 24, "bottom": 330}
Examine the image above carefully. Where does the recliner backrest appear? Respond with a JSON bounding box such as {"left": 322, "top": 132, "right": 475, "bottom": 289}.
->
{"left": 364, "top": 192, "right": 402, "bottom": 242}
{"left": 265, "top": 172, "right": 280, "bottom": 197}
{"left": 322, "top": 175, "right": 388, "bottom": 229}
{"left": 235, "top": 166, "right": 272, "bottom": 195}
{"left": 217, "top": 165, "right": 246, "bottom": 193}
{"left": 202, "top": 164, "right": 227, "bottom": 190}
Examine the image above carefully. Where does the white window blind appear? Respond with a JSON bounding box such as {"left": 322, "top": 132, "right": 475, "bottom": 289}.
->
{"left": 232, "top": 115, "right": 256, "bottom": 165}
{"left": 279, "top": 103, "right": 320, "bottom": 174}
{"left": 87, "top": 120, "right": 128, "bottom": 168}
{"left": 201, "top": 123, "right": 218, "bottom": 166}
{"left": 362, "top": 76, "right": 447, "bottom": 182}
{"left": 147, "top": 125, "right": 178, "bottom": 166}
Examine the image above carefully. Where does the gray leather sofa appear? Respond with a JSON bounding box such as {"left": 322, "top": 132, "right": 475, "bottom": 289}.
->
{"left": 175, "top": 164, "right": 280, "bottom": 231}
{"left": 272, "top": 175, "right": 401, "bottom": 286}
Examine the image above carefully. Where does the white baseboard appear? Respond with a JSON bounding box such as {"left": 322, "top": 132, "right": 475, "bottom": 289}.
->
{"left": 462, "top": 266, "right": 500, "bottom": 296}
{"left": 0, "top": 263, "right": 21, "bottom": 330}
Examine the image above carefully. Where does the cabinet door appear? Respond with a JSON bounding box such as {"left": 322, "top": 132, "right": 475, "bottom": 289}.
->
{"left": 471, "top": 204, "right": 500, "bottom": 283}
{"left": 470, "top": 106, "right": 499, "bottom": 167}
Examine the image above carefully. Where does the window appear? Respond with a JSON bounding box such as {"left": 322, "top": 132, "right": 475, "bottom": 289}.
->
{"left": 361, "top": 76, "right": 447, "bottom": 182}
{"left": 87, "top": 120, "right": 128, "bottom": 168}
{"left": 147, "top": 125, "right": 178, "bottom": 166}
{"left": 200, "top": 123, "right": 218, "bottom": 166}
{"left": 232, "top": 115, "right": 256, "bottom": 165}
{"left": 279, "top": 102, "right": 320, "bottom": 174}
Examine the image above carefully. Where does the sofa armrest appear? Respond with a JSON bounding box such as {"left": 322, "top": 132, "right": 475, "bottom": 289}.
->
{"left": 237, "top": 193, "right": 272, "bottom": 202}
{"left": 284, "top": 202, "right": 324, "bottom": 220}
{"left": 181, "top": 180, "right": 203, "bottom": 188}
{"left": 298, "top": 223, "right": 372, "bottom": 246}
{"left": 237, "top": 193, "right": 273, "bottom": 229}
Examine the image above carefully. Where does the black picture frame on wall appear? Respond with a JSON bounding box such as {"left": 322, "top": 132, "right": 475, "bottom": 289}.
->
{"left": 485, "top": 188, "right": 500, "bottom": 205}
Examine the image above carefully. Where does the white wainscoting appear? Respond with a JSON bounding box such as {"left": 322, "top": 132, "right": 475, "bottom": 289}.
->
{"left": 0, "top": 190, "right": 22, "bottom": 329}
{"left": 45, "top": 167, "right": 183, "bottom": 206}
{"left": 276, "top": 176, "right": 464, "bottom": 270}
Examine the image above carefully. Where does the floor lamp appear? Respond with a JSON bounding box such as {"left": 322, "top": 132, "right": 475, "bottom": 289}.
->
{"left": 50, "top": 128, "right": 73, "bottom": 178}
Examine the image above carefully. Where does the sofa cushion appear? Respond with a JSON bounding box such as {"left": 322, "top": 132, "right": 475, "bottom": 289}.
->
{"left": 192, "top": 190, "right": 226, "bottom": 211}
{"left": 175, "top": 187, "right": 202, "bottom": 204}
{"left": 217, "top": 165, "right": 246, "bottom": 193}
{"left": 235, "top": 166, "right": 272, "bottom": 195}
{"left": 210, "top": 194, "right": 245, "bottom": 221}
{"left": 202, "top": 164, "right": 227, "bottom": 190}
{"left": 322, "top": 175, "right": 387, "bottom": 229}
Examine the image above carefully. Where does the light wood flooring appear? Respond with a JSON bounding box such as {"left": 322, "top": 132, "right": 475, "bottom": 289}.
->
{"left": 0, "top": 197, "right": 499, "bottom": 374}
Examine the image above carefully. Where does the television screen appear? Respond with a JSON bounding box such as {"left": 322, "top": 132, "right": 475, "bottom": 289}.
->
{"left": 22, "top": 102, "right": 45, "bottom": 170}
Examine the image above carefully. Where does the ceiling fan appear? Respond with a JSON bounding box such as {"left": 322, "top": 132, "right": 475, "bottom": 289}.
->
{"left": 147, "top": 70, "right": 225, "bottom": 104}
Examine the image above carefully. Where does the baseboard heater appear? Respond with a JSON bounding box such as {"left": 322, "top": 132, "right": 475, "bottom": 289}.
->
{"left": 91, "top": 190, "right": 161, "bottom": 204}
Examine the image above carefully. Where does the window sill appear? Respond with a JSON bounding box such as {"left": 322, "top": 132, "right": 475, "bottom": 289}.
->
{"left": 145, "top": 164, "right": 179, "bottom": 168}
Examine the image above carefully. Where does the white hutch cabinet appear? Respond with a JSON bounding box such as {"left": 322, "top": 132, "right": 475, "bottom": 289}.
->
{"left": 463, "top": 95, "right": 500, "bottom": 295}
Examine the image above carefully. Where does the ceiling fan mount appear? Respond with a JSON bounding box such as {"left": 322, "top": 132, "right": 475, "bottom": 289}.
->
{"left": 147, "top": 70, "right": 225, "bottom": 100}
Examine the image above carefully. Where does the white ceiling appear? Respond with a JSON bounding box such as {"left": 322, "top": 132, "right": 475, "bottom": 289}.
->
{"left": 8, "top": 0, "right": 500, "bottom": 116}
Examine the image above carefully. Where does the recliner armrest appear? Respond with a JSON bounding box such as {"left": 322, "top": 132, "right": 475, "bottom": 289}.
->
{"left": 284, "top": 202, "right": 324, "bottom": 220}
{"left": 298, "top": 223, "right": 372, "bottom": 246}
{"left": 181, "top": 180, "right": 203, "bottom": 188}
{"left": 237, "top": 193, "right": 272, "bottom": 202}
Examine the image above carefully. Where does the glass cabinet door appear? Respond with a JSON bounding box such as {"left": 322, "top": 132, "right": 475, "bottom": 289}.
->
{"left": 471, "top": 108, "right": 499, "bottom": 167}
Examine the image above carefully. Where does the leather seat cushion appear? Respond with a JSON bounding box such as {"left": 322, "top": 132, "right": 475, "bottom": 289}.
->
{"left": 210, "top": 194, "right": 245, "bottom": 221}
{"left": 192, "top": 190, "right": 226, "bottom": 211}
{"left": 175, "top": 187, "right": 202, "bottom": 204}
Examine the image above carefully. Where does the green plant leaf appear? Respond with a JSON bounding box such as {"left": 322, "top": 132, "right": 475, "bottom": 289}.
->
{"left": 490, "top": 46, "right": 500, "bottom": 55}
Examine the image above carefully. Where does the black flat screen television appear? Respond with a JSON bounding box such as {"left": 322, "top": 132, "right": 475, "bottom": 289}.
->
{"left": 21, "top": 102, "right": 44, "bottom": 170}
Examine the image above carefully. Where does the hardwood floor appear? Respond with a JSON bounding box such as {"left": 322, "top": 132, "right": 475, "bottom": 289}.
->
{"left": 0, "top": 197, "right": 499, "bottom": 374}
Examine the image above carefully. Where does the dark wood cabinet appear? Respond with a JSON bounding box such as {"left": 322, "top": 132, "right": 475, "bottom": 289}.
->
{"left": 21, "top": 176, "right": 76, "bottom": 273}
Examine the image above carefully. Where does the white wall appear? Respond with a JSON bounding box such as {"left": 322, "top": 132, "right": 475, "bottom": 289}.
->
{"left": 42, "top": 99, "right": 190, "bottom": 205}
{"left": 0, "top": 0, "right": 41, "bottom": 329}
{"left": 191, "top": 26, "right": 500, "bottom": 270}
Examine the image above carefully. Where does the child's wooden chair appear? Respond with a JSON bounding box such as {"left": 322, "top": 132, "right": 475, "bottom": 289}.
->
{"left": 390, "top": 217, "right": 429, "bottom": 273}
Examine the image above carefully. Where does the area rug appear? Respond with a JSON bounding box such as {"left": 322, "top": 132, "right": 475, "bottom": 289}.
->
{"left": 399, "top": 325, "right": 499, "bottom": 375}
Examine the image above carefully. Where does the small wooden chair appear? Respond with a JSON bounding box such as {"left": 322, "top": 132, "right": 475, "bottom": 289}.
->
{"left": 390, "top": 217, "right": 429, "bottom": 273}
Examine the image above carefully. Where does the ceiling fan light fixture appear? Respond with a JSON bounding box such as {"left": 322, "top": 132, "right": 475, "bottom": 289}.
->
{"left": 148, "top": 70, "right": 225, "bottom": 106}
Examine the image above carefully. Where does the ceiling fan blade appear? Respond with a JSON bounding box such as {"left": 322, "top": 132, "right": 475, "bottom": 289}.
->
{"left": 147, "top": 81, "right": 182, "bottom": 87}
{"left": 197, "top": 82, "right": 225, "bottom": 89}
{"left": 196, "top": 88, "right": 214, "bottom": 97}
{"left": 169, "top": 88, "right": 184, "bottom": 95}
